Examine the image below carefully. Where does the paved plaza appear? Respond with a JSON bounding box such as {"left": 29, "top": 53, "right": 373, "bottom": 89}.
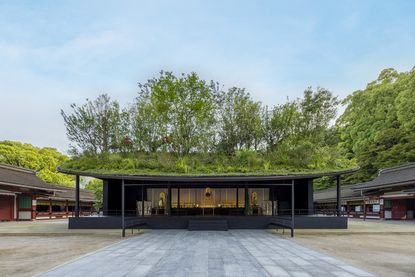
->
{"left": 40, "top": 230, "right": 376, "bottom": 277}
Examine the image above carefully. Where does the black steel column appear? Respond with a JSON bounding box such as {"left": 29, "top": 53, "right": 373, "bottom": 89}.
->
{"left": 122, "top": 179, "right": 125, "bottom": 237}
{"left": 177, "top": 187, "right": 180, "bottom": 209}
{"left": 271, "top": 187, "right": 275, "bottom": 216}
{"left": 244, "top": 185, "right": 248, "bottom": 215}
{"left": 75, "top": 175, "right": 80, "bottom": 217}
{"left": 336, "top": 175, "right": 341, "bottom": 217}
{"left": 307, "top": 179, "right": 314, "bottom": 215}
{"left": 291, "top": 179, "right": 295, "bottom": 238}
{"left": 102, "top": 180, "right": 109, "bottom": 216}
{"left": 141, "top": 185, "right": 145, "bottom": 217}
{"left": 167, "top": 183, "right": 171, "bottom": 215}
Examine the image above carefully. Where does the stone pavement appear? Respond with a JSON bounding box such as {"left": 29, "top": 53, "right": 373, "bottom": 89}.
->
{"left": 39, "top": 230, "right": 376, "bottom": 277}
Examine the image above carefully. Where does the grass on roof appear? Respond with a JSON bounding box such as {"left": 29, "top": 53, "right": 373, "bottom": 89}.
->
{"left": 60, "top": 151, "right": 357, "bottom": 176}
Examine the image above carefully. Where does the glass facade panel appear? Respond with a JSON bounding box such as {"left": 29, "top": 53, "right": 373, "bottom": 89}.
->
{"left": 247, "top": 188, "right": 271, "bottom": 215}
{"left": 144, "top": 187, "right": 273, "bottom": 216}
{"left": 145, "top": 188, "right": 168, "bottom": 215}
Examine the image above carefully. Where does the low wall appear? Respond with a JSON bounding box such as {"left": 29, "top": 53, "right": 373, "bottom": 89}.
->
{"left": 69, "top": 215, "right": 347, "bottom": 229}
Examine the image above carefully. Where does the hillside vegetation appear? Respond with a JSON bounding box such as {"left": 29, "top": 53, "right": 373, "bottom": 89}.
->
{"left": 338, "top": 67, "right": 415, "bottom": 183}
{"left": 0, "top": 141, "right": 74, "bottom": 186}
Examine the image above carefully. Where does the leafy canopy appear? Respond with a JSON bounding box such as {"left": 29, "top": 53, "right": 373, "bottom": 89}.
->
{"left": 337, "top": 67, "right": 415, "bottom": 182}
{"left": 0, "top": 141, "right": 74, "bottom": 186}
{"left": 61, "top": 71, "right": 354, "bottom": 176}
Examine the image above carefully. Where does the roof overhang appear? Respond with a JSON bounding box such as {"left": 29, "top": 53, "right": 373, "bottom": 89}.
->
{"left": 36, "top": 196, "right": 96, "bottom": 202}
{"left": 352, "top": 180, "right": 415, "bottom": 191}
{"left": 0, "top": 189, "right": 18, "bottom": 196}
{"left": 0, "top": 181, "right": 66, "bottom": 192}
{"left": 57, "top": 167, "right": 359, "bottom": 183}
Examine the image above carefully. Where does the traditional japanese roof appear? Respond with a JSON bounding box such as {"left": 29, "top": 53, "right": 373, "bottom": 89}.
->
{"left": 314, "top": 185, "right": 363, "bottom": 203}
{"left": 37, "top": 185, "right": 96, "bottom": 202}
{"left": 0, "top": 188, "right": 17, "bottom": 196}
{"left": 0, "top": 164, "right": 63, "bottom": 192}
{"left": 353, "top": 163, "right": 415, "bottom": 191}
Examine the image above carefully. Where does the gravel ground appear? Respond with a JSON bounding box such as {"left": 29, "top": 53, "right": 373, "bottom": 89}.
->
{"left": 292, "top": 219, "right": 415, "bottom": 277}
{"left": 0, "top": 235, "right": 122, "bottom": 277}
{"left": 0, "top": 220, "right": 126, "bottom": 277}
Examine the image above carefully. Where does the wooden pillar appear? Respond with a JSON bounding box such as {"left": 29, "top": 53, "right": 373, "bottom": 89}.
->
{"left": 336, "top": 175, "right": 341, "bottom": 217}
{"left": 236, "top": 188, "right": 239, "bottom": 208}
{"left": 75, "top": 175, "right": 80, "bottom": 217}
{"left": 49, "top": 199, "right": 52, "bottom": 219}
{"left": 346, "top": 203, "right": 350, "bottom": 218}
{"left": 291, "top": 180, "right": 295, "bottom": 238}
{"left": 363, "top": 199, "right": 367, "bottom": 221}
{"left": 31, "top": 196, "right": 37, "bottom": 220}
{"left": 141, "top": 185, "right": 145, "bottom": 217}
{"left": 65, "top": 200, "right": 69, "bottom": 218}
{"left": 122, "top": 179, "right": 125, "bottom": 237}
{"left": 13, "top": 194, "right": 17, "bottom": 220}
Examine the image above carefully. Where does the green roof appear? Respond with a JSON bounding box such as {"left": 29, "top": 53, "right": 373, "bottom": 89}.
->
{"left": 59, "top": 152, "right": 357, "bottom": 179}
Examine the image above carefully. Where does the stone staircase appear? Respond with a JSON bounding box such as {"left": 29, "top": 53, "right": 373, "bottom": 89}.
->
{"left": 188, "top": 219, "right": 228, "bottom": 231}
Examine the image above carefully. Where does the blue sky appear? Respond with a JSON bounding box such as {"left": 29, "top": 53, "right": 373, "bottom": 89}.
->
{"left": 1, "top": 1, "right": 415, "bottom": 153}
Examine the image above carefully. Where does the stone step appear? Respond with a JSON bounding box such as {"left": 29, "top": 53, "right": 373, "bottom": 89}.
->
{"left": 188, "top": 219, "right": 228, "bottom": 231}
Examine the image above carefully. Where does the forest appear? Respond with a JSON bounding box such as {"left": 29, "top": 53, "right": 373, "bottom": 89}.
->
{"left": 1, "top": 67, "right": 415, "bottom": 191}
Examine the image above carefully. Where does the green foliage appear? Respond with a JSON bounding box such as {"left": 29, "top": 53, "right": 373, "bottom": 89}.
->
{"left": 0, "top": 141, "right": 74, "bottom": 186}
{"left": 133, "top": 71, "right": 218, "bottom": 155}
{"left": 61, "top": 94, "right": 127, "bottom": 155}
{"left": 85, "top": 178, "right": 103, "bottom": 211}
{"left": 60, "top": 71, "right": 354, "bottom": 178}
{"left": 218, "top": 88, "right": 262, "bottom": 154}
{"left": 338, "top": 67, "right": 415, "bottom": 183}
{"left": 61, "top": 150, "right": 354, "bottom": 176}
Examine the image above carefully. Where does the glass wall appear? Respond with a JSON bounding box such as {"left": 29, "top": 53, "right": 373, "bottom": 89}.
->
{"left": 247, "top": 188, "right": 272, "bottom": 215}
{"left": 172, "top": 188, "right": 238, "bottom": 208}
{"left": 144, "top": 187, "right": 274, "bottom": 216}
{"left": 142, "top": 188, "right": 168, "bottom": 215}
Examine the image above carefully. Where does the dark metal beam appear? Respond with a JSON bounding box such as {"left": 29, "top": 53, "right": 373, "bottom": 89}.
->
{"left": 291, "top": 179, "right": 295, "bottom": 238}
{"left": 167, "top": 183, "right": 171, "bottom": 216}
{"left": 123, "top": 182, "right": 295, "bottom": 187}
{"left": 75, "top": 175, "right": 80, "bottom": 217}
{"left": 122, "top": 179, "right": 125, "bottom": 237}
{"left": 236, "top": 187, "right": 239, "bottom": 208}
{"left": 244, "top": 185, "right": 248, "bottom": 215}
{"left": 272, "top": 187, "right": 275, "bottom": 216}
{"left": 177, "top": 187, "right": 180, "bottom": 209}
{"left": 141, "top": 185, "right": 145, "bottom": 217}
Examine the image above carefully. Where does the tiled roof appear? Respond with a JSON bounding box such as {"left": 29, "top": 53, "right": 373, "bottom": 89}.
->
{"left": 0, "top": 164, "right": 60, "bottom": 192}
{"left": 353, "top": 163, "right": 415, "bottom": 190}
{"left": 0, "top": 164, "right": 97, "bottom": 202}
{"left": 38, "top": 185, "right": 96, "bottom": 202}
{"left": 314, "top": 185, "right": 363, "bottom": 203}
